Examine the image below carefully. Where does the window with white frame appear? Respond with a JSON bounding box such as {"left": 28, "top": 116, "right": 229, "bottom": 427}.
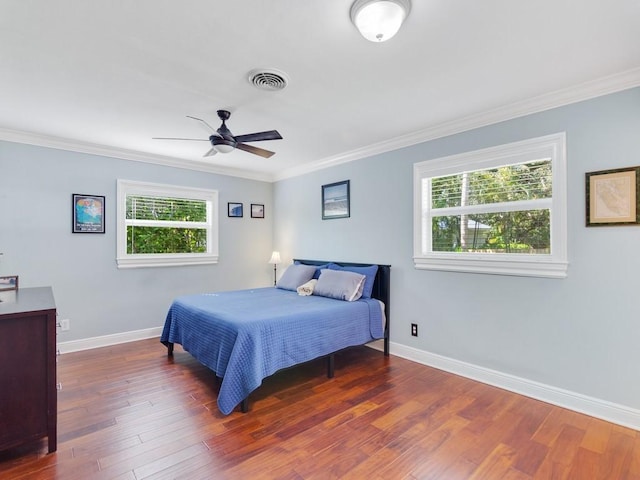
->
{"left": 116, "top": 180, "right": 218, "bottom": 268}
{"left": 413, "top": 133, "right": 567, "bottom": 278}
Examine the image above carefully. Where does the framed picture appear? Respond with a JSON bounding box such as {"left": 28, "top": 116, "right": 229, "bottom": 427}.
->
{"left": 228, "top": 202, "right": 243, "bottom": 218}
{"left": 251, "top": 204, "right": 265, "bottom": 218}
{"left": 72, "top": 194, "right": 105, "bottom": 233}
{"left": 0, "top": 275, "right": 18, "bottom": 292}
{"left": 322, "top": 180, "right": 350, "bottom": 220}
{"left": 586, "top": 167, "right": 640, "bottom": 226}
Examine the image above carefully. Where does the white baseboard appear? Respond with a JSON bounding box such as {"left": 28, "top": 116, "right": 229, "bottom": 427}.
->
{"left": 386, "top": 342, "right": 640, "bottom": 431}
{"left": 57, "top": 327, "right": 163, "bottom": 354}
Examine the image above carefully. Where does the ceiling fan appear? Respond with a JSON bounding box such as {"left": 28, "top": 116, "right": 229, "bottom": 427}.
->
{"left": 153, "top": 110, "right": 282, "bottom": 158}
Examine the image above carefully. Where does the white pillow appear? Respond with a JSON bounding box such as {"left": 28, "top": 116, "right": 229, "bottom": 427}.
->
{"left": 276, "top": 264, "right": 317, "bottom": 291}
{"left": 313, "top": 269, "right": 366, "bottom": 302}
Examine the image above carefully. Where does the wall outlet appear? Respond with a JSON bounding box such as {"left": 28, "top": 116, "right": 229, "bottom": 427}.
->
{"left": 411, "top": 323, "right": 418, "bottom": 337}
{"left": 60, "top": 319, "right": 70, "bottom": 331}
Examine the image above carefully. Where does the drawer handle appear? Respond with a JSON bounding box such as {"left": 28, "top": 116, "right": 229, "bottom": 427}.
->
{"left": 56, "top": 382, "right": 63, "bottom": 391}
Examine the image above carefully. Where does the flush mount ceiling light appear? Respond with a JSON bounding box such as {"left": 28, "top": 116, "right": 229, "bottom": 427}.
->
{"left": 350, "top": 0, "right": 411, "bottom": 42}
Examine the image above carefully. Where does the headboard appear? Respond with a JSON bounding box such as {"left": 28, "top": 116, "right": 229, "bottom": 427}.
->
{"left": 293, "top": 259, "right": 391, "bottom": 356}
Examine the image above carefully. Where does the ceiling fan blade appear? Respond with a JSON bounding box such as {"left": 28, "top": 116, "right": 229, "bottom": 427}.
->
{"left": 236, "top": 143, "right": 276, "bottom": 158}
{"left": 203, "top": 147, "right": 217, "bottom": 157}
{"left": 234, "top": 130, "right": 282, "bottom": 143}
{"left": 186, "top": 115, "right": 217, "bottom": 133}
{"left": 152, "top": 137, "right": 209, "bottom": 141}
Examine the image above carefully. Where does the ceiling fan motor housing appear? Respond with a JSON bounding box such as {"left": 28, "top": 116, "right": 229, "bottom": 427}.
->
{"left": 215, "top": 110, "right": 235, "bottom": 140}
{"left": 210, "top": 136, "right": 236, "bottom": 149}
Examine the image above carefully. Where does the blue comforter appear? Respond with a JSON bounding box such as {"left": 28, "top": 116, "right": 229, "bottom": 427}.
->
{"left": 160, "top": 287, "right": 384, "bottom": 414}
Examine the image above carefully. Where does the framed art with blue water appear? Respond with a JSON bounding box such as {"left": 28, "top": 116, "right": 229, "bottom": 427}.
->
{"left": 322, "top": 180, "right": 350, "bottom": 220}
{"left": 72, "top": 194, "right": 105, "bottom": 233}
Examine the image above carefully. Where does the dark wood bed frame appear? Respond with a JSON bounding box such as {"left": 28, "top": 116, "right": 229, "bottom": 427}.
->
{"left": 166, "top": 259, "right": 391, "bottom": 413}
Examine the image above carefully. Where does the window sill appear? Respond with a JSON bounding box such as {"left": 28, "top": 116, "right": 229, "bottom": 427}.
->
{"left": 414, "top": 255, "right": 568, "bottom": 279}
{"left": 117, "top": 254, "right": 219, "bottom": 269}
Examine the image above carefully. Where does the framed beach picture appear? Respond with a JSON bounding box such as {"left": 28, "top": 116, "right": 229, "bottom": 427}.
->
{"left": 72, "top": 194, "right": 105, "bottom": 233}
{"left": 322, "top": 180, "right": 350, "bottom": 220}
{"left": 251, "top": 204, "right": 265, "bottom": 218}
{"left": 586, "top": 167, "right": 640, "bottom": 226}
{"left": 228, "top": 202, "right": 243, "bottom": 218}
{"left": 0, "top": 275, "right": 18, "bottom": 292}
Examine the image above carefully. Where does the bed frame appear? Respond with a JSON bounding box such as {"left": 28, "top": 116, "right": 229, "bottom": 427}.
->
{"left": 166, "top": 259, "right": 391, "bottom": 413}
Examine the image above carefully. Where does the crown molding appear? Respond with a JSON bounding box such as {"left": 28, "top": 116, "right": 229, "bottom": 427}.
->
{"left": 274, "top": 67, "right": 640, "bottom": 181}
{"left": 0, "top": 128, "right": 273, "bottom": 182}
{"left": 2, "top": 68, "right": 639, "bottom": 184}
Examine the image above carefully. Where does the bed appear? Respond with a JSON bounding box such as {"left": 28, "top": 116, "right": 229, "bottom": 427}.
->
{"left": 160, "top": 259, "right": 390, "bottom": 414}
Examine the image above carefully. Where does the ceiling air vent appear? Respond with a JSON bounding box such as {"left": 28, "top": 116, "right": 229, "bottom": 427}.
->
{"left": 247, "top": 68, "right": 289, "bottom": 91}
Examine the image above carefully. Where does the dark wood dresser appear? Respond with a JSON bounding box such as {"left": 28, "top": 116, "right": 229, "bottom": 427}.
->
{"left": 0, "top": 287, "right": 57, "bottom": 453}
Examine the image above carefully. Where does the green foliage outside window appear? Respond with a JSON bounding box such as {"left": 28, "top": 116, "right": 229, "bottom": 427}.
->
{"left": 126, "top": 196, "right": 208, "bottom": 254}
{"left": 126, "top": 226, "right": 207, "bottom": 254}
{"left": 430, "top": 161, "right": 552, "bottom": 253}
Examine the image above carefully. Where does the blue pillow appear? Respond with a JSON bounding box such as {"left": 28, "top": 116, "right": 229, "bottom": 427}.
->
{"left": 313, "top": 269, "right": 366, "bottom": 302}
{"left": 328, "top": 264, "right": 378, "bottom": 299}
{"left": 294, "top": 261, "right": 334, "bottom": 279}
{"left": 276, "top": 264, "right": 317, "bottom": 291}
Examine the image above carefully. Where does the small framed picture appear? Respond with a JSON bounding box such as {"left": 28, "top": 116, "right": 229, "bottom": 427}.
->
{"left": 228, "top": 202, "right": 243, "bottom": 218}
{"left": 251, "top": 204, "right": 265, "bottom": 218}
{"left": 72, "top": 194, "right": 105, "bottom": 233}
{"left": 586, "top": 166, "right": 640, "bottom": 226}
{"left": 322, "top": 180, "right": 350, "bottom": 220}
{"left": 0, "top": 275, "right": 19, "bottom": 292}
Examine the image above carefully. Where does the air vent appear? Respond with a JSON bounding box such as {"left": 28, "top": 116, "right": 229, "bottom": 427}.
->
{"left": 247, "top": 68, "right": 289, "bottom": 91}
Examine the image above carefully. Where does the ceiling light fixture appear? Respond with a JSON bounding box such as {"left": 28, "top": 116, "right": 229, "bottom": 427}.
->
{"left": 211, "top": 138, "right": 236, "bottom": 154}
{"left": 350, "top": 0, "right": 411, "bottom": 42}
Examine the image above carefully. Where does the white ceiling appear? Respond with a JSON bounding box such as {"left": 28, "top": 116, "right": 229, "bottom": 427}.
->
{"left": 1, "top": 1, "right": 639, "bottom": 181}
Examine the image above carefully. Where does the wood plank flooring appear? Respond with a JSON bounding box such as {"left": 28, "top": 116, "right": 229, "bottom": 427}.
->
{"left": 0, "top": 338, "right": 639, "bottom": 479}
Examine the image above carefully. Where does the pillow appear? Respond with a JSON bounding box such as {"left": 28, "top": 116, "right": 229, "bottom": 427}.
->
{"left": 294, "top": 261, "right": 334, "bottom": 279}
{"left": 313, "top": 269, "right": 366, "bottom": 302}
{"left": 276, "top": 264, "right": 317, "bottom": 291}
{"left": 328, "top": 264, "right": 378, "bottom": 299}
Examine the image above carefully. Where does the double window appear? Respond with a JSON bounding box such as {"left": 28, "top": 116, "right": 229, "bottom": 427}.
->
{"left": 413, "top": 133, "right": 567, "bottom": 278}
{"left": 117, "top": 180, "right": 218, "bottom": 268}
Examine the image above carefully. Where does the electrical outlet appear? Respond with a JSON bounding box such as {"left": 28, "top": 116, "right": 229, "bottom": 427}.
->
{"left": 411, "top": 323, "right": 418, "bottom": 337}
{"left": 60, "top": 319, "right": 70, "bottom": 331}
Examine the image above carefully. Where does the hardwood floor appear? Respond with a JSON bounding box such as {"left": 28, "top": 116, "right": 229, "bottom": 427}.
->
{"left": 0, "top": 338, "right": 638, "bottom": 479}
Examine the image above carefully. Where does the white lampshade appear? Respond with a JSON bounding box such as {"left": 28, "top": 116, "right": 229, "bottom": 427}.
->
{"left": 213, "top": 142, "right": 235, "bottom": 154}
{"left": 350, "top": 0, "right": 411, "bottom": 42}
{"left": 268, "top": 251, "right": 281, "bottom": 264}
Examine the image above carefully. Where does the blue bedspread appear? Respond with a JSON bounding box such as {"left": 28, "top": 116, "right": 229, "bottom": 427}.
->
{"left": 160, "top": 287, "right": 384, "bottom": 415}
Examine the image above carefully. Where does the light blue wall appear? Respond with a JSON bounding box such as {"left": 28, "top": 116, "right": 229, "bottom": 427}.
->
{"left": 0, "top": 142, "right": 274, "bottom": 341}
{"left": 273, "top": 87, "right": 640, "bottom": 409}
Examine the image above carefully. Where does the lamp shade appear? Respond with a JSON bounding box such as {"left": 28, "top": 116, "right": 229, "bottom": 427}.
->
{"left": 212, "top": 139, "right": 236, "bottom": 154}
{"left": 268, "top": 251, "right": 281, "bottom": 264}
{"left": 350, "top": 0, "right": 410, "bottom": 42}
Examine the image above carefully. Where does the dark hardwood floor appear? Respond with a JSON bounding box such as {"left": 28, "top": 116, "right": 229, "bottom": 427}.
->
{"left": 0, "top": 338, "right": 638, "bottom": 479}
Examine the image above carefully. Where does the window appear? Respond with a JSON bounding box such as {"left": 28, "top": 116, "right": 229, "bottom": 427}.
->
{"left": 116, "top": 180, "right": 218, "bottom": 268}
{"left": 413, "top": 133, "right": 567, "bottom": 278}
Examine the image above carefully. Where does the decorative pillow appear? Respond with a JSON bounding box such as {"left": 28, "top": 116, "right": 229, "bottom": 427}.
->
{"left": 276, "top": 264, "right": 317, "bottom": 291}
{"left": 294, "top": 261, "right": 334, "bottom": 279}
{"left": 313, "top": 269, "right": 366, "bottom": 302}
{"left": 328, "top": 264, "right": 378, "bottom": 298}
